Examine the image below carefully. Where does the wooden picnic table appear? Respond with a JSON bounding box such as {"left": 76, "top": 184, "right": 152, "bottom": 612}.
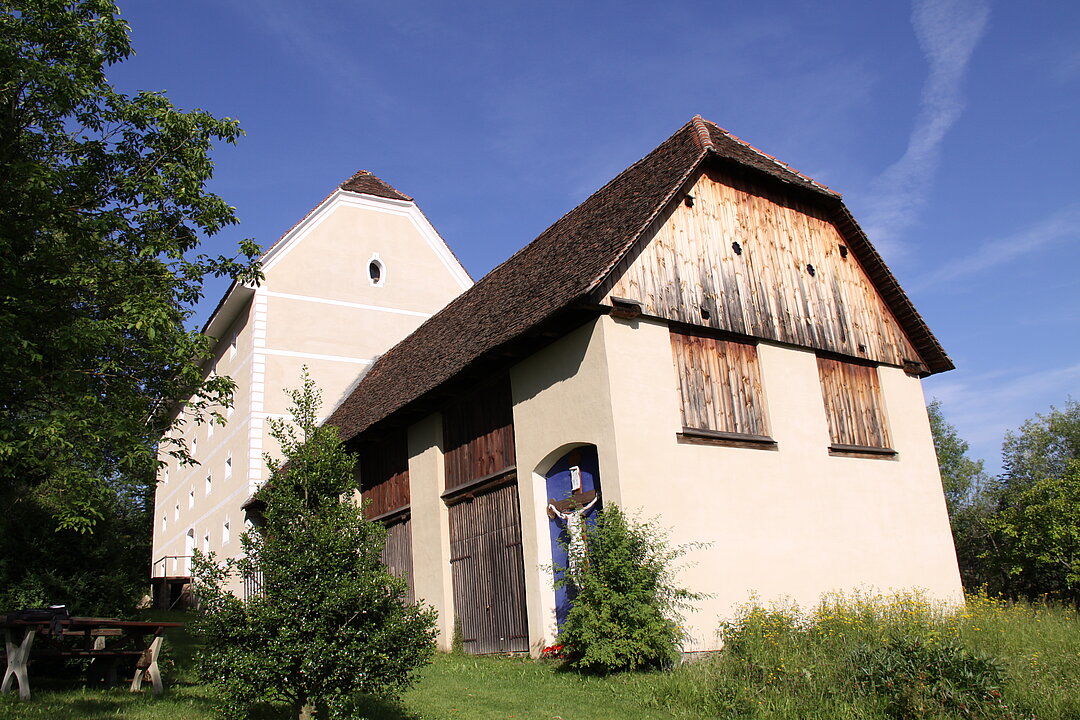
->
{"left": 1, "top": 616, "right": 183, "bottom": 700}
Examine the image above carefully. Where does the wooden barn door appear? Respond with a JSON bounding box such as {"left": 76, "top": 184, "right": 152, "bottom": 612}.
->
{"left": 448, "top": 481, "right": 529, "bottom": 654}
{"left": 381, "top": 514, "right": 414, "bottom": 603}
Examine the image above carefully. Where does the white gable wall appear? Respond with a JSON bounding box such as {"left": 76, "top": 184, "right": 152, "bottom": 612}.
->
{"left": 502, "top": 314, "right": 962, "bottom": 653}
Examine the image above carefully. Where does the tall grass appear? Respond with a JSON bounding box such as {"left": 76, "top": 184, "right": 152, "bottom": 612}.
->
{"left": 650, "top": 591, "right": 1080, "bottom": 719}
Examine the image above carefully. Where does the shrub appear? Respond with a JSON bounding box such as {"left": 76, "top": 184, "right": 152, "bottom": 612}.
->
{"left": 556, "top": 505, "right": 703, "bottom": 673}
{"left": 852, "top": 637, "right": 1005, "bottom": 719}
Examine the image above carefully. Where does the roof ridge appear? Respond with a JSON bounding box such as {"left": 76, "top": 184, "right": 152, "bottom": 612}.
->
{"left": 699, "top": 117, "right": 839, "bottom": 197}
{"left": 691, "top": 115, "right": 714, "bottom": 151}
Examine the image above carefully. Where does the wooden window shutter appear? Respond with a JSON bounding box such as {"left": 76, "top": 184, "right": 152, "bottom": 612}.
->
{"left": 359, "top": 430, "right": 410, "bottom": 519}
{"left": 442, "top": 376, "right": 516, "bottom": 491}
{"left": 670, "top": 331, "right": 769, "bottom": 437}
{"left": 816, "top": 357, "right": 892, "bottom": 450}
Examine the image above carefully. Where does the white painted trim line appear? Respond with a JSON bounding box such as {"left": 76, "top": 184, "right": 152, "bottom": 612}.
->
{"left": 260, "top": 290, "right": 432, "bottom": 318}
{"left": 259, "top": 347, "right": 374, "bottom": 365}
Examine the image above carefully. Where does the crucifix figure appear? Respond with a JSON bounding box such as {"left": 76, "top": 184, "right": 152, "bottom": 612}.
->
{"left": 547, "top": 465, "right": 599, "bottom": 576}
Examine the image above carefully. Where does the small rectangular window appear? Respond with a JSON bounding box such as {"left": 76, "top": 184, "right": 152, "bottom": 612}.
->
{"left": 225, "top": 454, "right": 232, "bottom": 480}
{"left": 670, "top": 331, "right": 770, "bottom": 439}
{"left": 174, "top": 503, "right": 180, "bottom": 521}
{"left": 222, "top": 520, "right": 231, "bottom": 546}
{"left": 205, "top": 473, "right": 212, "bottom": 496}
{"left": 188, "top": 489, "right": 195, "bottom": 509}
{"left": 816, "top": 356, "right": 893, "bottom": 452}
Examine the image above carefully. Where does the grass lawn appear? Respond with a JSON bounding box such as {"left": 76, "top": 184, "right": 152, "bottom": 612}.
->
{"left": 2, "top": 595, "right": 1079, "bottom": 719}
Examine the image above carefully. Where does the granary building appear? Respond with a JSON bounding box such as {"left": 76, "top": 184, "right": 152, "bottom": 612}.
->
{"left": 326, "top": 116, "right": 964, "bottom": 655}
{"left": 149, "top": 171, "right": 472, "bottom": 605}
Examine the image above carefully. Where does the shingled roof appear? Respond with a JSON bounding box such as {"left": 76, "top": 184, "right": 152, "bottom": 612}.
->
{"left": 326, "top": 116, "right": 952, "bottom": 442}
{"left": 339, "top": 170, "right": 412, "bottom": 202}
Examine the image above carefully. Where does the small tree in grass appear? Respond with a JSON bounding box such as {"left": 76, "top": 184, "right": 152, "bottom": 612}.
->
{"left": 556, "top": 505, "right": 704, "bottom": 673}
{"left": 194, "top": 371, "right": 436, "bottom": 720}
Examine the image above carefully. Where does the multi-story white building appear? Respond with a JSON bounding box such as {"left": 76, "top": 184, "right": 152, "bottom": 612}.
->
{"left": 150, "top": 171, "right": 471, "bottom": 604}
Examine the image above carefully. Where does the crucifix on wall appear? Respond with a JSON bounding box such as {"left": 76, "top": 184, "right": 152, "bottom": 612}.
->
{"left": 547, "top": 465, "right": 599, "bottom": 576}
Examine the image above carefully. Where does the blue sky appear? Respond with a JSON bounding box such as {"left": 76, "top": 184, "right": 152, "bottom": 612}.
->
{"left": 111, "top": 0, "right": 1078, "bottom": 473}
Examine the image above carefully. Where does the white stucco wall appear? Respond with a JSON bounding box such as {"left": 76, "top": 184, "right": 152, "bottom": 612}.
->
{"left": 508, "top": 314, "right": 963, "bottom": 653}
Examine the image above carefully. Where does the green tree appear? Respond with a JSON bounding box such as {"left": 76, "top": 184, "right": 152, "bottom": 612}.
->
{"left": 194, "top": 372, "right": 436, "bottom": 720}
{"left": 0, "top": 0, "right": 260, "bottom": 535}
{"left": 557, "top": 505, "right": 703, "bottom": 673}
{"left": 986, "top": 461, "right": 1080, "bottom": 605}
{"left": 1001, "top": 399, "right": 1080, "bottom": 491}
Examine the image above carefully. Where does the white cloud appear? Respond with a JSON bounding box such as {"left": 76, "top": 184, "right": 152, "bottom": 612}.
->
{"left": 910, "top": 204, "right": 1080, "bottom": 292}
{"left": 861, "top": 0, "right": 990, "bottom": 256}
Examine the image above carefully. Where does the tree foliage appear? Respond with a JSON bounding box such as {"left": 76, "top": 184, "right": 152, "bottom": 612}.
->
{"left": 1001, "top": 400, "right": 1080, "bottom": 491}
{"left": 986, "top": 461, "right": 1080, "bottom": 604}
{"left": 194, "top": 372, "right": 436, "bottom": 720}
{"left": 556, "top": 505, "right": 703, "bottom": 673}
{"left": 930, "top": 399, "right": 1080, "bottom": 604}
{"left": 0, "top": 0, "right": 260, "bottom": 533}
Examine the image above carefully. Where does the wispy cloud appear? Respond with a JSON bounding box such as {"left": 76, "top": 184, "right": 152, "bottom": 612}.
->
{"left": 925, "top": 362, "right": 1080, "bottom": 470}
{"left": 861, "top": 0, "right": 990, "bottom": 256}
{"left": 910, "top": 204, "right": 1080, "bottom": 292}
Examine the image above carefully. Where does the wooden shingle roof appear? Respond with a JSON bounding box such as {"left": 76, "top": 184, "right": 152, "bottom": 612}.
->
{"left": 326, "top": 117, "right": 952, "bottom": 442}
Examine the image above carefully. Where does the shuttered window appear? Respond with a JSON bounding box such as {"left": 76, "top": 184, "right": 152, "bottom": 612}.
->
{"left": 359, "top": 430, "right": 410, "bottom": 519}
{"left": 443, "top": 376, "right": 516, "bottom": 491}
{"left": 816, "top": 357, "right": 892, "bottom": 451}
{"left": 670, "top": 331, "right": 770, "bottom": 439}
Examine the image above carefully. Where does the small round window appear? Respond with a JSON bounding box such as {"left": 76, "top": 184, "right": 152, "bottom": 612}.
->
{"left": 367, "top": 254, "right": 385, "bottom": 287}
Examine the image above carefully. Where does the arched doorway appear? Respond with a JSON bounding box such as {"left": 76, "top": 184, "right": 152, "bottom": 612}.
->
{"left": 543, "top": 444, "right": 601, "bottom": 628}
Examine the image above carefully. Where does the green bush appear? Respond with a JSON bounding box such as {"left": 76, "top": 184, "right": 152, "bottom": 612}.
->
{"left": 852, "top": 637, "right": 1005, "bottom": 719}
{"left": 556, "top": 505, "right": 703, "bottom": 673}
{"left": 648, "top": 592, "right": 1080, "bottom": 720}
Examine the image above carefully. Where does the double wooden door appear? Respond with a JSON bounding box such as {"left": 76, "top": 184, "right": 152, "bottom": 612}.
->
{"left": 448, "top": 481, "right": 529, "bottom": 654}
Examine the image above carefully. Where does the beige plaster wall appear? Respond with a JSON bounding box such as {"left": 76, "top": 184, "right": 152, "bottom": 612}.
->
{"left": 152, "top": 191, "right": 470, "bottom": 581}
{"left": 508, "top": 315, "right": 962, "bottom": 653}
{"left": 262, "top": 294, "right": 428, "bottom": 365}
{"left": 263, "top": 200, "right": 469, "bottom": 313}
{"left": 509, "top": 320, "right": 622, "bottom": 649}
{"left": 407, "top": 414, "right": 456, "bottom": 650}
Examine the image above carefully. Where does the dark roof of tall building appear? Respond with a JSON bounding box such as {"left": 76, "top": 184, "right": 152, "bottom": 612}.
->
{"left": 325, "top": 116, "right": 952, "bottom": 442}
{"left": 339, "top": 170, "right": 412, "bottom": 201}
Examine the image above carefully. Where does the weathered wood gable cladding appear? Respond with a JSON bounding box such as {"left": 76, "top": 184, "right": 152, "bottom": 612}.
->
{"left": 817, "top": 357, "right": 892, "bottom": 450}
{"left": 670, "top": 331, "right": 769, "bottom": 437}
{"left": 602, "top": 167, "right": 922, "bottom": 368}
{"left": 358, "top": 431, "right": 410, "bottom": 519}
{"left": 443, "top": 377, "right": 517, "bottom": 492}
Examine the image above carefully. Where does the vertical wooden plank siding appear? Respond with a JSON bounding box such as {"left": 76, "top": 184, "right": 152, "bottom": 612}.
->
{"left": 670, "top": 331, "right": 769, "bottom": 436}
{"left": 381, "top": 515, "right": 415, "bottom": 603}
{"left": 443, "top": 377, "right": 516, "bottom": 490}
{"left": 359, "top": 431, "right": 410, "bottom": 519}
{"left": 816, "top": 357, "right": 891, "bottom": 448}
{"left": 447, "top": 482, "right": 529, "bottom": 654}
{"left": 603, "top": 168, "right": 922, "bottom": 368}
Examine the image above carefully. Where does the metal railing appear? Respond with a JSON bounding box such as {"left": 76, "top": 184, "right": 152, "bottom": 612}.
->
{"left": 151, "top": 555, "right": 193, "bottom": 578}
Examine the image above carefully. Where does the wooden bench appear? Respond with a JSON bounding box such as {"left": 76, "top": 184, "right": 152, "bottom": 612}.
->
{"left": 2, "top": 618, "right": 179, "bottom": 700}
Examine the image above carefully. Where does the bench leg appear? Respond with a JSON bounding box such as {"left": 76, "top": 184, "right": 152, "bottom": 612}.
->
{"left": 3, "top": 628, "right": 35, "bottom": 700}
{"left": 130, "top": 636, "right": 164, "bottom": 695}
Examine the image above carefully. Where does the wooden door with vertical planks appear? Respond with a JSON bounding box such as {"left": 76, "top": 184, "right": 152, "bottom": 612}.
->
{"left": 447, "top": 481, "right": 529, "bottom": 654}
